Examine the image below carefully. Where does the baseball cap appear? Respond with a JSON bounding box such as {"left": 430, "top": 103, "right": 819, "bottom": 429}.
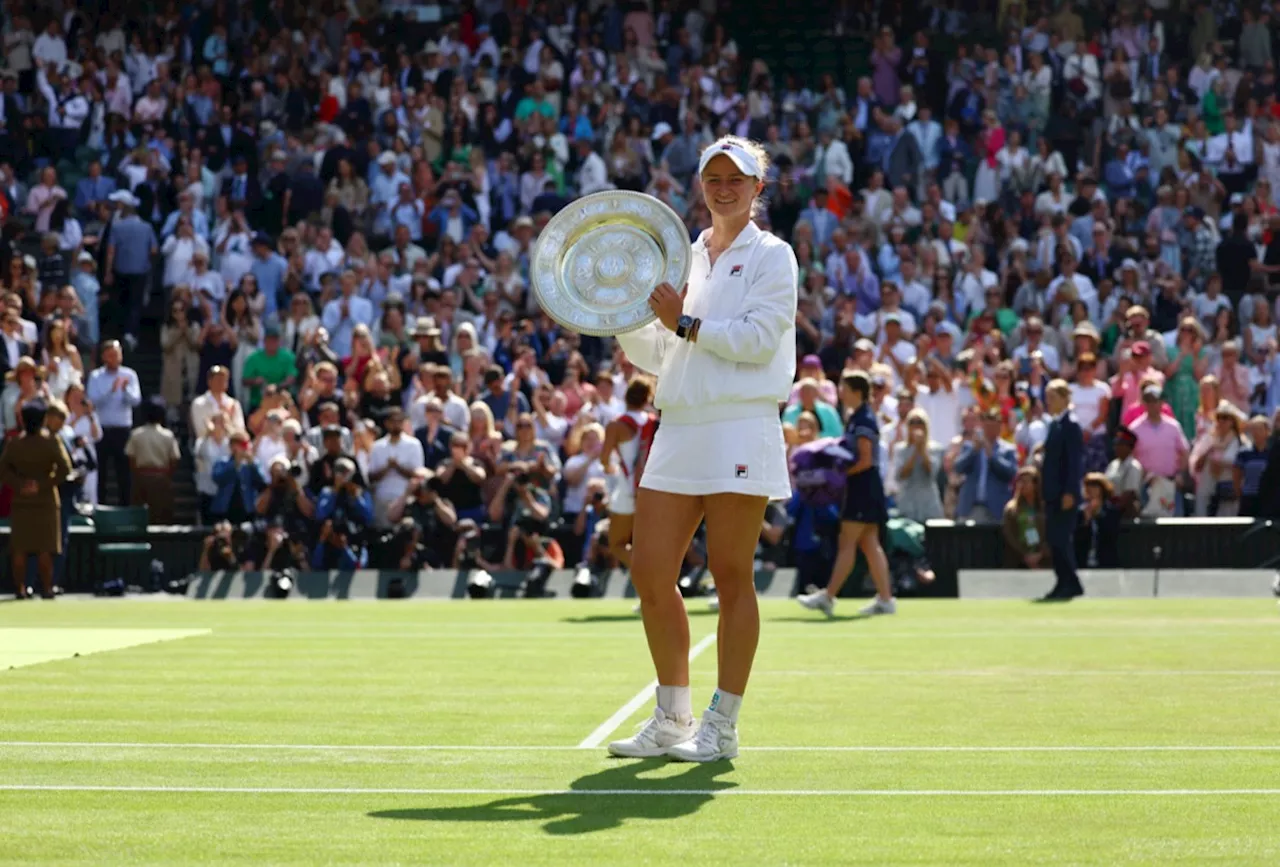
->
{"left": 1141, "top": 384, "right": 1162, "bottom": 400}
{"left": 263, "top": 323, "right": 281, "bottom": 338}
{"left": 697, "top": 137, "right": 762, "bottom": 178}
{"left": 853, "top": 338, "right": 876, "bottom": 353}
{"left": 1131, "top": 341, "right": 1151, "bottom": 357}
{"left": 800, "top": 354, "right": 822, "bottom": 368}
{"left": 651, "top": 122, "right": 673, "bottom": 141}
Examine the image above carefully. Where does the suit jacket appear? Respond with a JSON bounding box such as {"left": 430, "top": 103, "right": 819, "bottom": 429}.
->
{"left": 220, "top": 173, "right": 263, "bottom": 211}
{"left": 0, "top": 338, "right": 33, "bottom": 382}
{"left": 886, "top": 133, "right": 924, "bottom": 190}
{"left": 1042, "top": 412, "right": 1084, "bottom": 507}
{"left": 954, "top": 440, "right": 1018, "bottom": 518}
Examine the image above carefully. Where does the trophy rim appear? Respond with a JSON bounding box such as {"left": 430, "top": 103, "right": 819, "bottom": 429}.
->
{"left": 530, "top": 190, "right": 692, "bottom": 337}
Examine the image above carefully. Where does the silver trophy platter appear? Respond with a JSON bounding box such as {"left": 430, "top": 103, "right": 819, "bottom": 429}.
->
{"left": 530, "top": 190, "right": 692, "bottom": 337}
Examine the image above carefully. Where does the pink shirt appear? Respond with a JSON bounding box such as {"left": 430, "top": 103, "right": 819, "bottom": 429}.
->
{"left": 1130, "top": 414, "right": 1189, "bottom": 479}
{"left": 1111, "top": 368, "right": 1165, "bottom": 416}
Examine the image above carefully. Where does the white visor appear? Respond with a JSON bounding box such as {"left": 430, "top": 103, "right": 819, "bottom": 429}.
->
{"left": 698, "top": 138, "right": 762, "bottom": 178}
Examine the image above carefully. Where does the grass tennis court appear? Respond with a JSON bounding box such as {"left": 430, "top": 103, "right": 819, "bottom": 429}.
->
{"left": 2, "top": 597, "right": 1278, "bottom": 865}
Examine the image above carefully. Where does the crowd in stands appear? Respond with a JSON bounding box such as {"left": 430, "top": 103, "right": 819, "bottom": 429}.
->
{"left": 3, "top": 0, "right": 1280, "bottom": 582}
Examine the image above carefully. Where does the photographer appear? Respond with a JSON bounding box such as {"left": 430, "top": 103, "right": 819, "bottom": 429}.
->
{"left": 308, "top": 422, "right": 365, "bottom": 496}
{"left": 315, "top": 456, "right": 373, "bottom": 545}
{"left": 256, "top": 453, "right": 316, "bottom": 527}
{"left": 310, "top": 518, "right": 366, "bottom": 570}
{"left": 487, "top": 456, "right": 553, "bottom": 531}
{"left": 567, "top": 477, "right": 609, "bottom": 567}
{"left": 437, "top": 431, "right": 487, "bottom": 522}
{"left": 387, "top": 467, "right": 458, "bottom": 568}
{"left": 504, "top": 513, "right": 565, "bottom": 571}
{"left": 243, "top": 520, "right": 309, "bottom": 572}
{"left": 452, "top": 518, "right": 503, "bottom": 572}
{"left": 199, "top": 520, "right": 241, "bottom": 570}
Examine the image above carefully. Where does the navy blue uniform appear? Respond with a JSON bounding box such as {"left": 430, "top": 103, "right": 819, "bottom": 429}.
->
{"left": 841, "top": 403, "right": 888, "bottom": 525}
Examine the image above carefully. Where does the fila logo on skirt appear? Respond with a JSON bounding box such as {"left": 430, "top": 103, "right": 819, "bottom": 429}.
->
{"left": 735, "top": 464, "right": 749, "bottom": 479}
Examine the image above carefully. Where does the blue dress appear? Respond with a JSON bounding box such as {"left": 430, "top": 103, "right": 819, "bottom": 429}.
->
{"left": 841, "top": 403, "right": 889, "bottom": 525}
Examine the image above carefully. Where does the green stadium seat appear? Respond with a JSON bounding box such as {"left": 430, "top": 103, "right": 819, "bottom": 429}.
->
{"left": 93, "top": 506, "right": 152, "bottom": 580}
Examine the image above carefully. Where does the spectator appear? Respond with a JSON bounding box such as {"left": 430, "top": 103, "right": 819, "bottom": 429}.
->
{"left": 161, "top": 295, "right": 201, "bottom": 420}
{"left": 387, "top": 468, "right": 459, "bottom": 569}
{"left": 240, "top": 323, "right": 296, "bottom": 412}
{"left": 783, "top": 377, "right": 843, "bottom": 437}
{"left": 893, "top": 408, "right": 944, "bottom": 522}
{"left": 367, "top": 407, "right": 425, "bottom": 528}
{"left": 103, "top": 192, "right": 158, "bottom": 351}
{"left": 1001, "top": 466, "right": 1049, "bottom": 569}
{"left": 125, "top": 398, "right": 181, "bottom": 523}
{"left": 955, "top": 408, "right": 1018, "bottom": 522}
{"left": 1077, "top": 473, "right": 1122, "bottom": 569}
{"left": 85, "top": 340, "right": 141, "bottom": 505}
{"left": 1235, "top": 415, "right": 1271, "bottom": 517}
{"left": 210, "top": 431, "right": 265, "bottom": 525}
{"left": 1190, "top": 400, "right": 1243, "bottom": 516}
{"left": 1130, "top": 384, "right": 1190, "bottom": 517}
{"left": 190, "top": 366, "right": 246, "bottom": 441}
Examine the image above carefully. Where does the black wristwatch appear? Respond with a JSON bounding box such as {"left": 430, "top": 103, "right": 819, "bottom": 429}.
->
{"left": 675, "top": 314, "right": 694, "bottom": 340}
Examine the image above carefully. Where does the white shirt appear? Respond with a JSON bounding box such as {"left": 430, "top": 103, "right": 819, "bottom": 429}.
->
{"left": 615, "top": 221, "right": 798, "bottom": 422}
{"left": 32, "top": 32, "right": 67, "bottom": 67}
{"left": 577, "top": 151, "right": 613, "bottom": 196}
{"left": 367, "top": 434, "right": 425, "bottom": 520}
{"left": 1207, "top": 129, "right": 1254, "bottom": 170}
{"left": 916, "top": 384, "right": 961, "bottom": 447}
{"left": 1011, "top": 341, "right": 1062, "bottom": 373}
{"left": 1192, "top": 291, "right": 1233, "bottom": 324}
{"left": 1069, "top": 381, "right": 1110, "bottom": 433}
{"left": 561, "top": 454, "right": 607, "bottom": 513}
{"left": 303, "top": 240, "right": 345, "bottom": 291}
{"left": 189, "top": 390, "right": 246, "bottom": 439}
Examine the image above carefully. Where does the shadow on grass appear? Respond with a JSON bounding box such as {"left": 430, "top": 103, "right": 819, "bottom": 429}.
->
{"left": 561, "top": 607, "right": 719, "bottom": 624}
{"left": 368, "top": 758, "right": 735, "bottom": 835}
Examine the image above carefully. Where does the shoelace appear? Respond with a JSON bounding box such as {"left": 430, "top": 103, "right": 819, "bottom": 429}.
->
{"left": 694, "top": 717, "right": 724, "bottom": 751}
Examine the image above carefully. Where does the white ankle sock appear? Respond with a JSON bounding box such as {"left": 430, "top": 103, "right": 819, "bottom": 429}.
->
{"left": 656, "top": 685, "right": 692, "bottom": 720}
{"left": 708, "top": 688, "right": 742, "bottom": 723}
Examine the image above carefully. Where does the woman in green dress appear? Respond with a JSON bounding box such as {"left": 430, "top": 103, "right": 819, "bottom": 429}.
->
{"left": 1163, "top": 317, "right": 1209, "bottom": 439}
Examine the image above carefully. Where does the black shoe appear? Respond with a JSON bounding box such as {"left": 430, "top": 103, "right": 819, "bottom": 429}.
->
{"left": 39, "top": 590, "right": 56, "bottom": 600}
{"left": 1034, "top": 589, "right": 1074, "bottom": 603}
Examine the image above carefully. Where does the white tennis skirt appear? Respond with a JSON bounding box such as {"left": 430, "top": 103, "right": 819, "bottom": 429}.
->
{"left": 639, "top": 414, "right": 792, "bottom": 500}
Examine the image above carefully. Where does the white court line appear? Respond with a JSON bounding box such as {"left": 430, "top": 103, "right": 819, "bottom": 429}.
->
{"left": 756, "top": 670, "right": 1280, "bottom": 677}
{"left": 3, "top": 741, "right": 1279, "bottom": 754}
{"left": 577, "top": 632, "right": 718, "bottom": 749}
{"left": 1, "top": 784, "right": 1278, "bottom": 797}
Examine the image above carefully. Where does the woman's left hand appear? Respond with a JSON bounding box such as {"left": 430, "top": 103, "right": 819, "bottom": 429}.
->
{"left": 648, "top": 283, "right": 686, "bottom": 332}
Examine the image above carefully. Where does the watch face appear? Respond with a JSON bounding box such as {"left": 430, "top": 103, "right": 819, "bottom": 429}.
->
{"left": 678, "top": 315, "right": 694, "bottom": 328}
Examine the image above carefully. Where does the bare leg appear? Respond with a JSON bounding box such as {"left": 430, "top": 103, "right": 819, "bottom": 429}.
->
{"left": 608, "top": 512, "right": 635, "bottom": 568}
{"left": 703, "top": 493, "right": 768, "bottom": 696}
{"left": 629, "top": 489, "right": 704, "bottom": 686}
{"left": 823, "top": 521, "right": 866, "bottom": 599}
{"left": 858, "top": 525, "right": 893, "bottom": 602}
{"left": 35, "top": 553, "right": 54, "bottom": 597}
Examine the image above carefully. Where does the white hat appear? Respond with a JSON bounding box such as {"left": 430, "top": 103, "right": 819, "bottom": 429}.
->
{"left": 377, "top": 152, "right": 397, "bottom": 166}
{"left": 77, "top": 251, "right": 94, "bottom": 264}
{"left": 651, "top": 122, "right": 673, "bottom": 141}
{"left": 938, "top": 201, "right": 956, "bottom": 222}
{"left": 697, "top": 137, "right": 762, "bottom": 179}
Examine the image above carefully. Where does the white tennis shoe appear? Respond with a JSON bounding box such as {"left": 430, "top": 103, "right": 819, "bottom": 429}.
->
{"left": 666, "top": 709, "right": 738, "bottom": 762}
{"left": 860, "top": 597, "right": 898, "bottom": 616}
{"left": 607, "top": 707, "right": 696, "bottom": 758}
{"left": 796, "top": 589, "right": 835, "bottom": 617}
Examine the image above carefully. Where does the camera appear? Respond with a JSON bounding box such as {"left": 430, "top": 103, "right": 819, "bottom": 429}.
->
{"left": 515, "top": 514, "right": 545, "bottom": 536}
{"left": 288, "top": 462, "right": 303, "bottom": 478}
{"left": 514, "top": 471, "right": 530, "bottom": 486}
{"left": 425, "top": 475, "right": 445, "bottom": 494}
{"left": 591, "top": 491, "right": 606, "bottom": 505}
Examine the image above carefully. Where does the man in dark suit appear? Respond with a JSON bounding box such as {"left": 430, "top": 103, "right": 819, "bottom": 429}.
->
{"left": 1040, "top": 379, "right": 1085, "bottom": 600}
{"left": 220, "top": 154, "right": 262, "bottom": 215}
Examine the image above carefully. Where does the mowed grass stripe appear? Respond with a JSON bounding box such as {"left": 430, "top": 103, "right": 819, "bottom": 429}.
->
{"left": 4, "top": 784, "right": 1280, "bottom": 797}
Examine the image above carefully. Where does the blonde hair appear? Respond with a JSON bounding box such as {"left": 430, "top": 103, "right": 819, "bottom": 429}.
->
{"left": 468, "top": 400, "right": 496, "bottom": 439}
{"left": 568, "top": 421, "right": 605, "bottom": 454}
{"left": 905, "top": 407, "right": 931, "bottom": 440}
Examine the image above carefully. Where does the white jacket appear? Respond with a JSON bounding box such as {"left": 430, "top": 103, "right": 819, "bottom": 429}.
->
{"left": 617, "top": 222, "right": 797, "bottom": 425}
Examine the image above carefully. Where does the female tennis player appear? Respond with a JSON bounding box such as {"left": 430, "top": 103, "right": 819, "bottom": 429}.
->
{"left": 608, "top": 136, "right": 798, "bottom": 762}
